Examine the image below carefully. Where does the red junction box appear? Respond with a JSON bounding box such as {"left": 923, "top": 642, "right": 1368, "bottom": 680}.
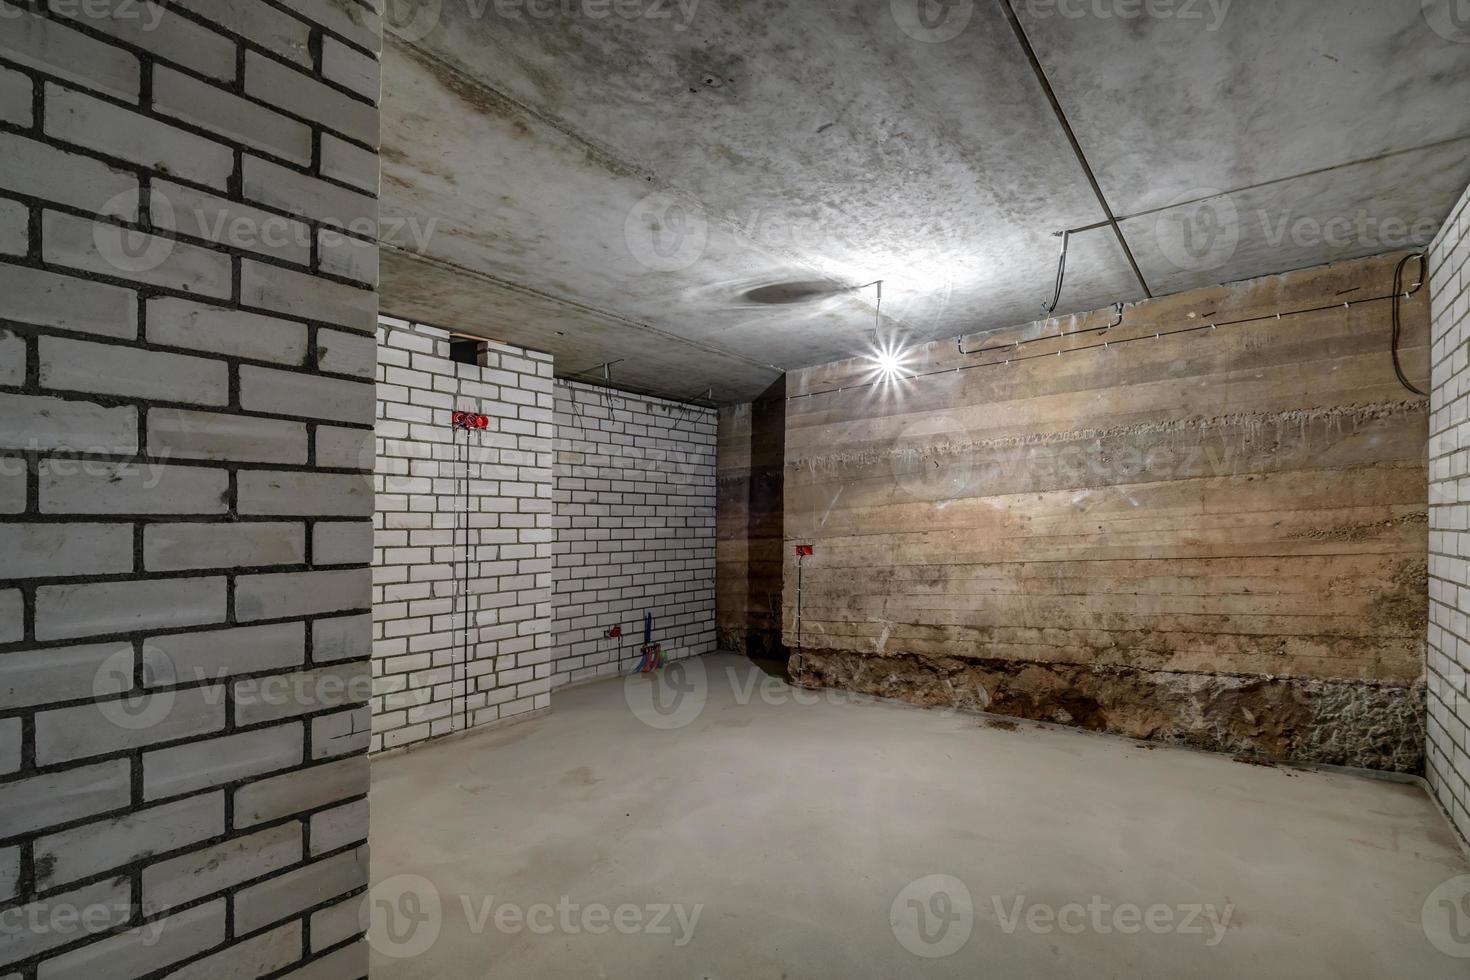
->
{"left": 451, "top": 412, "right": 491, "bottom": 430}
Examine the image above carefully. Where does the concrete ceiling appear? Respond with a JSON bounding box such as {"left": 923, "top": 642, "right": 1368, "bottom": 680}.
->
{"left": 378, "top": 0, "right": 1470, "bottom": 403}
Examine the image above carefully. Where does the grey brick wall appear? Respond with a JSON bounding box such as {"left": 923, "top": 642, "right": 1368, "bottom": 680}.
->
{"left": 1, "top": 2, "right": 379, "bottom": 977}
{"left": 551, "top": 381, "right": 718, "bottom": 687}
{"left": 370, "top": 319, "right": 556, "bottom": 752}
{"left": 1429, "top": 183, "right": 1470, "bottom": 846}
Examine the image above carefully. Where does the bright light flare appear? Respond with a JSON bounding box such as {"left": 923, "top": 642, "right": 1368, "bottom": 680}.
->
{"left": 868, "top": 343, "right": 910, "bottom": 384}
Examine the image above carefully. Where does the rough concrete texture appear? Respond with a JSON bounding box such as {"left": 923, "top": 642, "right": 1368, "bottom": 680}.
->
{"left": 777, "top": 253, "right": 1429, "bottom": 774}
{"left": 789, "top": 650, "right": 1426, "bottom": 773}
{"left": 379, "top": 1, "right": 1470, "bottom": 401}
{"left": 716, "top": 378, "right": 787, "bottom": 657}
{"left": 369, "top": 653, "right": 1468, "bottom": 979}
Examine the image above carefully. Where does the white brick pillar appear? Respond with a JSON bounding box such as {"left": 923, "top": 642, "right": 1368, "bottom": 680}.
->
{"left": 1428, "top": 182, "right": 1470, "bottom": 846}
{"left": 0, "top": 1, "right": 381, "bottom": 976}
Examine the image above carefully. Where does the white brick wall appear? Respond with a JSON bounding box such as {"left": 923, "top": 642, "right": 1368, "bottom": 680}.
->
{"left": 551, "top": 381, "right": 718, "bottom": 687}
{"left": 370, "top": 319, "right": 556, "bottom": 752}
{"left": 1, "top": 2, "right": 379, "bottom": 977}
{"left": 1429, "top": 182, "right": 1470, "bottom": 848}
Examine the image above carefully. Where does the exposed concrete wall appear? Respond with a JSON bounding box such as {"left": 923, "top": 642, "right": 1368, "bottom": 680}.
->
{"left": 1428, "top": 184, "right": 1470, "bottom": 840}
{"left": 0, "top": 2, "right": 380, "bottom": 976}
{"left": 371, "top": 318, "right": 555, "bottom": 752}
{"left": 551, "top": 381, "right": 718, "bottom": 685}
{"left": 716, "top": 378, "right": 787, "bottom": 656}
{"left": 783, "top": 252, "right": 1430, "bottom": 772}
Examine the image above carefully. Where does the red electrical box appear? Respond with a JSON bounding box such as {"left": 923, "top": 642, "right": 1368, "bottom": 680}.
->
{"left": 451, "top": 412, "right": 491, "bottom": 430}
{"left": 794, "top": 545, "right": 814, "bottom": 557}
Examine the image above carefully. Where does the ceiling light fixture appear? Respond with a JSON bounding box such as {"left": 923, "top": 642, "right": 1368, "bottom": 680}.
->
{"left": 870, "top": 343, "right": 907, "bottom": 384}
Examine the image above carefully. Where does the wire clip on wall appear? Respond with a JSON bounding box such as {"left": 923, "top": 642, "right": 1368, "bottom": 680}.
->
{"left": 452, "top": 411, "right": 491, "bottom": 429}
{"left": 795, "top": 256, "right": 1427, "bottom": 403}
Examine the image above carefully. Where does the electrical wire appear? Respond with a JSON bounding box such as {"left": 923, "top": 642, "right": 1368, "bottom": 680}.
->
{"left": 453, "top": 418, "right": 471, "bottom": 735}
{"left": 1043, "top": 229, "right": 1070, "bottom": 316}
{"left": 1392, "top": 252, "right": 1428, "bottom": 397}
{"left": 791, "top": 269, "right": 1427, "bottom": 402}
{"left": 959, "top": 301, "right": 1123, "bottom": 357}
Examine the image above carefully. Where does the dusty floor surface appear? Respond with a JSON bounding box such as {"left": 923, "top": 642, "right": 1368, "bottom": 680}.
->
{"left": 368, "top": 653, "right": 1469, "bottom": 979}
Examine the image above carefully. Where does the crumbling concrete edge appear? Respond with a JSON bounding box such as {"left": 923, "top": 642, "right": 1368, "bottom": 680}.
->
{"left": 788, "top": 649, "right": 1426, "bottom": 773}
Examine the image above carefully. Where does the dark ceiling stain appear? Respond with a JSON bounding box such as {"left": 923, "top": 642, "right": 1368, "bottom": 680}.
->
{"left": 743, "top": 280, "right": 849, "bottom": 305}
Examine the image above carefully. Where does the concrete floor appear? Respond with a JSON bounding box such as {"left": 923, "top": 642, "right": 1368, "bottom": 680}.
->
{"left": 369, "top": 653, "right": 1469, "bottom": 979}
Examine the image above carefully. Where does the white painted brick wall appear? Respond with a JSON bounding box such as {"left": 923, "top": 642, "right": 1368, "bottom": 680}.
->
{"left": 1428, "top": 181, "right": 1470, "bottom": 848}
{"left": 370, "top": 319, "right": 556, "bottom": 752}
{"left": 551, "top": 381, "right": 718, "bottom": 687}
{"left": 0, "top": 3, "right": 379, "bottom": 977}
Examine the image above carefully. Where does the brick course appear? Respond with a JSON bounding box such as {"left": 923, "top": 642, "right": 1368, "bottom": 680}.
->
{"left": 1428, "top": 181, "right": 1470, "bottom": 847}
{"left": 370, "top": 319, "right": 555, "bottom": 752}
{"left": 551, "top": 381, "right": 718, "bottom": 687}
{"left": 0, "top": 2, "right": 379, "bottom": 976}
